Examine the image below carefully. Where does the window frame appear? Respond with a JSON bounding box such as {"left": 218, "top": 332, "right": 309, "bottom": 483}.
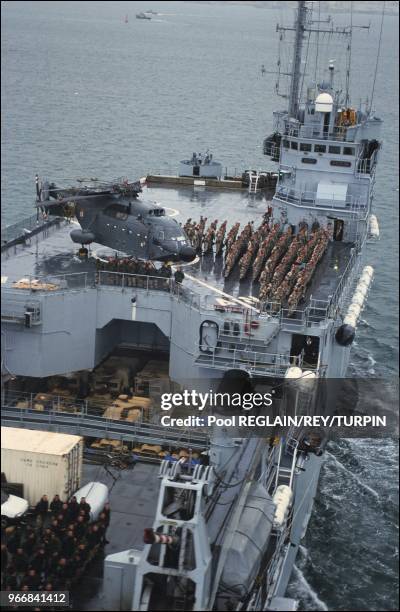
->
{"left": 330, "top": 160, "right": 352, "bottom": 168}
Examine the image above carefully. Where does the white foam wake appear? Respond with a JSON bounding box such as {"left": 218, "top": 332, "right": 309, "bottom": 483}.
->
{"left": 326, "top": 451, "right": 380, "bottom": 500}
{"left": 292, "top": 565, "right": 328, "bottom": 611}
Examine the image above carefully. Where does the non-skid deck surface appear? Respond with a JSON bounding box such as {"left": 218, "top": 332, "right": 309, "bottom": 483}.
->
{"left": 2, "top": 184, "right": 352, "bottom": 306}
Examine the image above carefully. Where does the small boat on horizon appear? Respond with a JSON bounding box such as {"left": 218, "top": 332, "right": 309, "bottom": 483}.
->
{"left": 136, "top": 12, "right": 151, "bottom": 20}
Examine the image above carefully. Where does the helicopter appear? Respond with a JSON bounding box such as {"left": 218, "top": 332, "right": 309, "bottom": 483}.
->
{"left": 34, "top": 176, "right": 196, "bottom": 262}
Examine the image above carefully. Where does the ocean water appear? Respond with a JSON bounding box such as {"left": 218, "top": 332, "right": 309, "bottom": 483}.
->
{"left": 1, "top": 2, "right": 399, "bottom": 610}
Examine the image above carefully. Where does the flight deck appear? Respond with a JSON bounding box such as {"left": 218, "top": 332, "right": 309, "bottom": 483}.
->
{"left": 2, "top": 182, "right": 353, "bottom": 309}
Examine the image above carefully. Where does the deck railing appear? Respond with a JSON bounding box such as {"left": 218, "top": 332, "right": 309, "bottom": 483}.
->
{"left": 2, "top": 272, "right": 90, "bottom": 292}
{"left": 1, "top": 213, "right": 44, "bottom": 244}
{"left": 1, "top": 403, "right": 209, "bottom": 450}
{"left": 2, "top": 256, "right": 359, "bottom": 330}
{"left": 274, "top": 185, "right": 365, "bottom": 212}
{"left": 97, "top": 271, "right": 201, "bottom": 309}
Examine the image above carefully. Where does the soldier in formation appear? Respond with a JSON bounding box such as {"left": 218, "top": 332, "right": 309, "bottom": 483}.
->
{"left": 215, "top": 220, "right": 227, "bottom": 256}
{"left": 1, "top": 493, "right": 111, "bottom": 593}
{"left": 258, "top": 226, "right": 329, "bottom": 311}
{"left": 252, "top": 223, "right": 281, "bottom": 282}
{"left": 237, "top": 223, "right": 267, "bottom": 280}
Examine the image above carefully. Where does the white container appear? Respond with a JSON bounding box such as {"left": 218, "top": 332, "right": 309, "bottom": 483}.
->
{"left": 73, "top": 481, "right": 109, "bottom": 522}
{"left": 1, "top": 427, "right": 83, "bottom": 506}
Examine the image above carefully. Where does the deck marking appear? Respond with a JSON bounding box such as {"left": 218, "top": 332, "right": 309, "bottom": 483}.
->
{"left": 181, "top": 271, "right": 259, "bottom": 313}
{"left": 165, "top": 207, "right": 179, "bottom": 217}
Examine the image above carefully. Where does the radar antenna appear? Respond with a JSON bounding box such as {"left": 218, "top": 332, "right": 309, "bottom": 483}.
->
{"left": 276, "top": 1, "right": 370, "bottom": 119}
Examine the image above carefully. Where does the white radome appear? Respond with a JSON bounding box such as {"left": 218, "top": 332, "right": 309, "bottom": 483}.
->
{"left": 315, "top": 92, "right": 334, "bottom": 112}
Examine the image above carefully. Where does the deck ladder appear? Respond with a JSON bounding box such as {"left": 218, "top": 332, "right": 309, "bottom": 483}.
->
{"left": 248, "top": 171, "right": 260, "bottom": 194}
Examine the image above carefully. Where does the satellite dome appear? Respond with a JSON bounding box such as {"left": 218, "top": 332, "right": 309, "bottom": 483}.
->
{"left": 315, "top": 92, "right": 333, "bottom": 113}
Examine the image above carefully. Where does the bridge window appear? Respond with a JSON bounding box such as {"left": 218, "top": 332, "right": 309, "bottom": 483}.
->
{"left": 343, "top": 146, "right": 355, "bottom": 156}
{"left": 291, "top": 141, "right": 298, "bottom": 150}
{"left": 328, "top": 145, "right": 341, "bottom": 154}
{"left": 282, "top": 139, "right": 290, "bottom": 149}
{"left": 300, "top": 142, "right": 312, "bottom": 152}
{"left": 314, "top": 144, "right": 326, "bottom": 153}
{"left": 302, "top": 157, "right": 317, "bottom": 164}
{"left": 158, "top": 231, "right": 165, "bottom": 240}
{"left": 330, "top": 160, "right": 352, "bottom": 167}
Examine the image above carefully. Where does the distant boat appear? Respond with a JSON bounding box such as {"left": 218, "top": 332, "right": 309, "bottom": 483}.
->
{"left": 124, "top": 14, "right": 128, "bottom": 23}
{"left": 136, "top": 12, "right": 151, "bottom": 20}
{"left": 146, "top": 9, "right": 158, "bottom": 14}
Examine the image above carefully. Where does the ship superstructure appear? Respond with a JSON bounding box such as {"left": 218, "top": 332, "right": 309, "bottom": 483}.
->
{"left": 1, "top": 2, "right": 383, "bottom": 610}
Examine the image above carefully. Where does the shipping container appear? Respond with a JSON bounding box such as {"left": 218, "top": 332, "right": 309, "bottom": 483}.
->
{"left": 1, "top": 427, "right": 83, "bottom": 506}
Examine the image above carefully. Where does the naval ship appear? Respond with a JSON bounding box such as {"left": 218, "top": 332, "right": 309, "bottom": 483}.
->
{"left": 1, "top": 2, "right": 383, "bottom": 610}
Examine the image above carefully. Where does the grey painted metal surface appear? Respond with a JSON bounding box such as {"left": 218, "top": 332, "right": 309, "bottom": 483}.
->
{"left": 1, "top": 408, "right": 208, "bottom": 450}
{"left": 0, "top": 3, "right": 383, "bottom": 608}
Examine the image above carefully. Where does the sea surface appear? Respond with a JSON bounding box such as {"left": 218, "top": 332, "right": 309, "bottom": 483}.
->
{"left": 1, "top": 2, "right": 399, "bottom": 610}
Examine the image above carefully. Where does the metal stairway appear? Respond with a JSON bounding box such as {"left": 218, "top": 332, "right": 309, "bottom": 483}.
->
{"left": 248, "top": 171, "right": 260, "bottom": 194}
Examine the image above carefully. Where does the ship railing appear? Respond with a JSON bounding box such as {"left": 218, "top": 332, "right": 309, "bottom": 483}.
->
{"left": 146, "top": 165, "right": 243, "bottom": 180}
{"left": 96, "top": 271, "right": 201, "bottom": 309}
{"left": 260, "top": 301, "right": 330, "bottom": 329}
{"left": 355, "top": 149, "right": 378, "bottom": 176}
{"left": 274, "top": 186, "right": 366, "bottom": 212}
{"left": 145, "top": 165, "right": 183, "bottom": 178}
{"left": 1, "top": 297, "right": 42, "bottom": 325}
{"left": 201, "top": 346, "right": 310, "bottom": 377}
{"left": 97, "top": 270, "right": 172, "bottom": 291}
{"left": 265, "top": 519, "right": 292, "bottom": 595}
{"left": 1, "top": 402, "right": 209, "bottom": 450}
{"left": 3, "top": 389, "right": 209, "bottom": 440}
{"left": 327, "top": 247, "right": 360, "bottom": 315}
{"left": 1, "top": 213, "right": 46, "bottom": 244}
{"left": 275, "top": 115, "right": 360, "bottom": 143}
{"left": 1, "top": 272, "right": 90, "bottom": 293}
{"left": 261, "top": 443, "right": 282, "bottom": 495}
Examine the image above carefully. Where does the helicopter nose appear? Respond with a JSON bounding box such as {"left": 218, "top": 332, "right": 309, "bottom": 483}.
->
{"left": 179, "top": 245, "right": 196, "bottom": 262}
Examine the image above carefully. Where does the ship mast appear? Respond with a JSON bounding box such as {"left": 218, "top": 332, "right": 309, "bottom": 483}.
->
{"left": 288, "top": 1, "right": 307, "bottom": 119}
{"left": 276, "top": 1, "right": 369, "bottom": 120}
